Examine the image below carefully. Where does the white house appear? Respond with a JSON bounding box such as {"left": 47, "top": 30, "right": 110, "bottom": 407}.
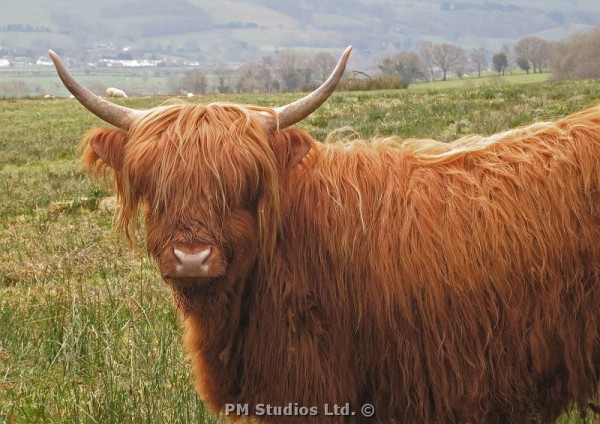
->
{"left": 36, "top": 57, "right": 53, "bottom": 66}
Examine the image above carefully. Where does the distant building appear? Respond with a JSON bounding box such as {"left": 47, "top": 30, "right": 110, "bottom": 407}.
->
{"left": 36, "top": 57, "right": 53, "bottom": 66}
{"left": 100, "top": 59, "right": 163, "bottom": 67}
{"left": 0, "top": 59, "right": 9, "bottom": 67}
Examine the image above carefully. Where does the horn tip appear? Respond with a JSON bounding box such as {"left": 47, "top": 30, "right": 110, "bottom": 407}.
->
{"left": 341, "top": 46, "right": 352, "bottom": 63}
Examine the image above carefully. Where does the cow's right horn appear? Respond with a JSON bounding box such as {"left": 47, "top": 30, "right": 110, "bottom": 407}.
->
{"left": 49, "top": 50, "right": 142, "bottom": 130}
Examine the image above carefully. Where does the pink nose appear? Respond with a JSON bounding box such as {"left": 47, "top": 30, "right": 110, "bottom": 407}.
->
{"left": 172, "top": 246, "right": 212, "bottom": 277}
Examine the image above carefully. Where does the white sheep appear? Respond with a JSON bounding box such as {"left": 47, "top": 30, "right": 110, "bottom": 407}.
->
{"left": 106, "top": 87, "right": 128, "bottom": 98}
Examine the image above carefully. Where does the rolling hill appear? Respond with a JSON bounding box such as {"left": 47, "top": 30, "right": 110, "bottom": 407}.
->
{"left": 0, "top": 0, "right": 599, "bottom": 68}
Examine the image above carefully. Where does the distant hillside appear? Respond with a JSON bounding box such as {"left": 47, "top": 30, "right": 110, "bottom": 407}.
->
{"left": 1, "top": 0, "right": 599, "bottom": 69}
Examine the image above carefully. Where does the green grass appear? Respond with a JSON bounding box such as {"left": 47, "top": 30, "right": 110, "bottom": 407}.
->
{"left": 410, "top": 71, "right": 551, "bottom": 90}
{"left": 3, "top": 79, "right": 600, "bottom": 423}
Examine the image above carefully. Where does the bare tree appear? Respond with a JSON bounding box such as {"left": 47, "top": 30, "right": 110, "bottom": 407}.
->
{"left": 492, "top": 53, "right": 508, "bottom": 76}
{"left": 420, "top": 41, "right": 436, "bottom": 81}
{"left": 275, "top": 49, "right": 312, "bottom": 91}
{"left": 378, "top": 51, "right": 426, "bottom": 85}
{"left": 454, "top": 56, "right": 469, "bottom": 79}
{"left": 214, "top": 65, "right": 233, "bottom": 93}
{"left": 470, "top": 48, "right": 487, "bottom": 77}
{"left": 312, "top": 52, "right": 337, "bottom": 84}
{"left": 181, "top": 69, "right": 207, "bottom": 94}
{"left": 260, "top": 55, "right": 275, "bottom": 92}
{"left": 235, "top": 62, "right": 270, "bottom": 93}
{"left": 516, "top": 57, "right": 531, "bottom": 74}
{"left": 550, "top": 27, "right": 600, "bottom": 79}
{"left": 430, "top": 43, "right": 467, "bottom": 81}
{"left": 515, "top": 36, "right": 551, "bottom": 74}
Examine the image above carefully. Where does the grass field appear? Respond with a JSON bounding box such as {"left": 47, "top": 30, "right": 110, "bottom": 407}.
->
{"left": 0, "top": 66, "right": 185, "bottom": 98}
{"left": 2, "top": 79, "right": 600, "bottom": 423}
{"left": 410, "top": 71, "right": 552, "bottom": 90}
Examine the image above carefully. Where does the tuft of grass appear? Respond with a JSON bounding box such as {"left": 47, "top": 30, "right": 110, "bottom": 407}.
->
{"left": 2, "top": 79, "right": 600, "bottom": 422}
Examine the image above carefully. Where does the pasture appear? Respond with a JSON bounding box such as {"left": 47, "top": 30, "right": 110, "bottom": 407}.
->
{"left": 2, "top": 79, "right": 600, "bottom": 423}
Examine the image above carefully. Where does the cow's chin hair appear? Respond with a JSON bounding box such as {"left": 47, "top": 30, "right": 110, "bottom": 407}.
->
{"left": 166, "top": 275, "right": 230, "bottom": 313}
{"left": 165, "top": 275, "right": 225, "bottom": 294}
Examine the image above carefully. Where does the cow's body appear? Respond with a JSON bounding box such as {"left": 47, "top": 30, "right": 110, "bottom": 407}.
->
{"left": 163, "top": 106, "right": 600, "bottom": 423}
{"left": 50, "top": 47, "right": 600, "bottom": 423}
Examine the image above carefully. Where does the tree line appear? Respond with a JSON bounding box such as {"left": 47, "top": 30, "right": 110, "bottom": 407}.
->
{"left": 3, "top": 26, "right": 598, "bottom": 98}
{"left": 375, "top": 26, "right": 600, "bottom": 85}
{"left": 170, "top": 49, "right": 343, "bottom": 95}
{"left": 170, "top": 26, "right": 600, "bottom": 95}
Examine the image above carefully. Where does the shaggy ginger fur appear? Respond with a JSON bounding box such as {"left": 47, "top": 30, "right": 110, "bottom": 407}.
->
{"left": 81, "top": 102, "right": 600, "bottom": 423}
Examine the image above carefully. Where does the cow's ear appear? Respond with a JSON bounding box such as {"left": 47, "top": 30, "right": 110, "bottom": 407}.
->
{"left": 81, "top": 127, "right": 128, "bottom": 171}
{"left": 271, "top": 129, "right": 313, "bottom": 170}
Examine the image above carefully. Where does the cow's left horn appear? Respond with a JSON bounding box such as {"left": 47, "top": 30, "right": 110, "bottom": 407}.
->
{"left": 49, "top": 50, "right": 142, "bottom": 130}
{"left": 272, "top": 45, "right": 352, "bottom": 130}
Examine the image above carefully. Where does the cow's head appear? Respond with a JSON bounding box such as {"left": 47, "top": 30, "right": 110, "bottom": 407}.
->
{"left": 50, "top": 47, "right": 351, "bottom": 291}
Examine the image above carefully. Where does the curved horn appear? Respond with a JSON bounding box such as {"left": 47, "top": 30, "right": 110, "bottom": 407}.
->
{"left": 272, "top": 45, "right": 352, "bottom": 130}
{"left": 49, "top": 49, "right": 142, "bottom": 130}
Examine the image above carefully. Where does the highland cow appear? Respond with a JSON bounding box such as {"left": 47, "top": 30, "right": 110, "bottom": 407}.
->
{"left": 50, "top": 47, "right": 600, "bottom": 423}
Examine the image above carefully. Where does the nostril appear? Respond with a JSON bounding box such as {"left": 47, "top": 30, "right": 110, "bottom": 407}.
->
{"left": 173, "top": 247, "right": 211, "bottom": 265}
{"left": 172, "top": 247, "right": 212, "bottom": 277}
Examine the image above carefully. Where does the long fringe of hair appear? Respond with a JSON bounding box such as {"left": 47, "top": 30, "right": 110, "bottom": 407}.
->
{"left": 81, "top": 103, "right": 283, "bottom": 265}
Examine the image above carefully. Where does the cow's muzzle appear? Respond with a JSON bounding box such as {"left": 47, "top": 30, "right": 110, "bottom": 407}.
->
{"left": 159, "top": 243, "right": 227, "bottom": 279}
